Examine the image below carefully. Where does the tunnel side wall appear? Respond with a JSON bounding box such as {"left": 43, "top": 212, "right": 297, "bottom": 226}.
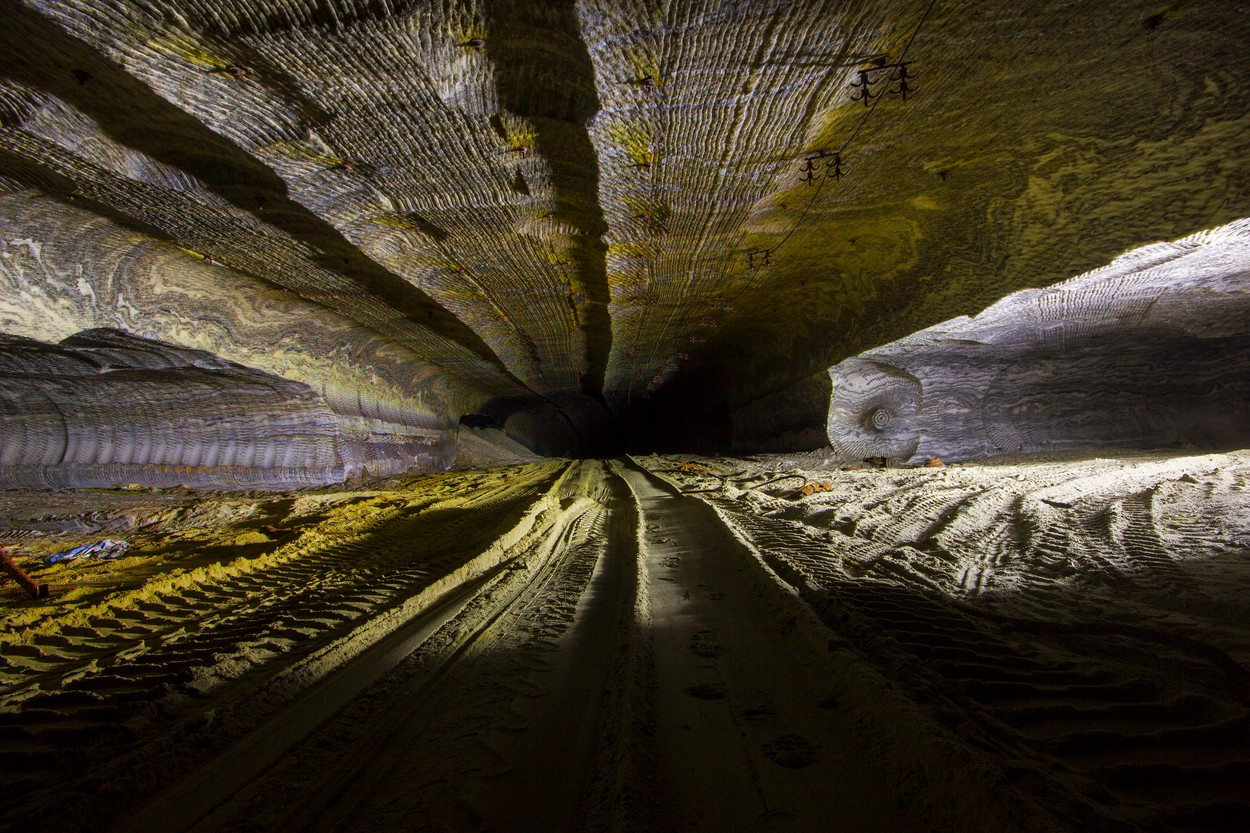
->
{"left": 824, "top": 220, "right": 1250, "bottom": 464}
{"left": 0, "top": 329, "right": 456, "bottom": 489}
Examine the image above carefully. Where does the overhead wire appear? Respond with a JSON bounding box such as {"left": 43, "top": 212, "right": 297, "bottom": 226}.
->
{"left": 697, "top": 0, "right": 942, "bottom": 337}
{"left": 763, "top": 0, "right": 940, "bottom": 259}
{"left": 620, "top": 0, "right": 941, "bottom": 403}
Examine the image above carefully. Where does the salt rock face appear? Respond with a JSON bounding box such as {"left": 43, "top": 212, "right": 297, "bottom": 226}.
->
{"left": 0, "top": 329, "right": 455, "bottom": 489}
{"left": 827, "top": 221, "right": 1250, "bottom": 464}
{"left": 2, "top": 0, "right": 1249, "bottom": 458}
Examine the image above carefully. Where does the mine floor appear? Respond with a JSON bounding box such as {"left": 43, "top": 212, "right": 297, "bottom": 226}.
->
{"left": 3, "top": 451, "right": 1250, "bottom": 832}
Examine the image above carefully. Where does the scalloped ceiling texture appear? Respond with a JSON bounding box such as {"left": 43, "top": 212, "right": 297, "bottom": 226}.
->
{"left": 2, "top": 0, "right": 1249, "bottom": 480}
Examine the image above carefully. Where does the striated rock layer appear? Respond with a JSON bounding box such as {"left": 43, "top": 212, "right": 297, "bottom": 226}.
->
{"left": 0, "top": 329, "right": 455, "bottom": 488}
{"left": 646, "top": 1, "right": 1250, "bottom": 448}
{"left": 825, "top": 220, "right": 1250, "bottom": 464}
{"left": 1, "top": 1, "right": 1248, "bottom": 462}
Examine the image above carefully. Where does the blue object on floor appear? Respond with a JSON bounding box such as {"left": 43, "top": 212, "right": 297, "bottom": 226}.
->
{"left": 46, "top": 539, "right": 131, "bottom": 563}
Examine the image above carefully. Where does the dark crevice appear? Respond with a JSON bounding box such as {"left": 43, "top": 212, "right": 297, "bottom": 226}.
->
{"left": 482, "top": 0, "right": 613, "bottom": 405}
{"left": 0, "top": 0, "right": 511, "bottom": 378}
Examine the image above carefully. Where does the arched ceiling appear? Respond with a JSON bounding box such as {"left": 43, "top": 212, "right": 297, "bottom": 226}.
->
{"left": 1, "top": 0, "right": 1248, "bottom": 455}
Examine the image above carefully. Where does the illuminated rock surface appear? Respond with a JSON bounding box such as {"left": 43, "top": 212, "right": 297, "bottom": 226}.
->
{"left": 827, "top": 221, "right": 1250, "bottom": 464}
{"left": 1, "top": 0, "right": 1247, "bottom": 461}
{"left": 0, "top": 329, "right": 456, "bottom": 487}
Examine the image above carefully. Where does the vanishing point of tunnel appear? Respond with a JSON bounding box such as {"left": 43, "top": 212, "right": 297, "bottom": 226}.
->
{"left": 3, "top": 1, "right": 1250, "bottom": 831}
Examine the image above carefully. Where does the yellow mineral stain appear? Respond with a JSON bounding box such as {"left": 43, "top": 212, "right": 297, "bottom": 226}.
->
{"left": 146, "top": 32, "right": 230, "bottom": 70}
{"left": 496, "top": 114, "right": 538, "bottom": 155}
{"left": 808, "top": 101, "right": 864, "bottom": 156}
{"left": 606, "top": 241, "right": 652, "bottom": 260}
{"left": 264, "top": 141, "right": 344, "bottom": 168}
{"left": 607, "top": 123, "right": 658, "bottom": 167}
{"left": 622, "top": 46, "right": 661, "bottom": 86}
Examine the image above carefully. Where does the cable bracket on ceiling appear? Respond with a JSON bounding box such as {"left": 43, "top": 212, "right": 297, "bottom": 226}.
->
{"left": 849, "top": 58, "right": 916, "bottom": 106}
{"left": 800, "top": 150, "right": 844, "bottom": 185}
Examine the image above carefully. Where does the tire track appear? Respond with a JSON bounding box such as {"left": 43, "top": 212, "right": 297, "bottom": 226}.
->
{"left": 615, "top": 457, "right": 930, "bottom": 833}
{"left": 650, "top": 452, "right": 1250, "bottom": 832}
{"left": 170, "top": 460, "right": 641, "bottom": 833}
{"left": 0, "top": 463, "right": 569, "bottom": 832}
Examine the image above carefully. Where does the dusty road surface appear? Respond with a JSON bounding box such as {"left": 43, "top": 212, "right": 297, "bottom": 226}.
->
{"left": 4, "top": 452, "right": 1250, "bottom": 832}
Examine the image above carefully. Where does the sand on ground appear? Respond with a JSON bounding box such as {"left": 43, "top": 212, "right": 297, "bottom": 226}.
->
{"left": 3, "top": 449, "right": 1250, "bottom": 832}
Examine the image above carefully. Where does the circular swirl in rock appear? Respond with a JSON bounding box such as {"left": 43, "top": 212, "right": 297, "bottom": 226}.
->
{"left": 866, "top": 407, "right": 893, "bottom": 431}
{"left": 827, "top": 358, "right": 921, "bottom": 463}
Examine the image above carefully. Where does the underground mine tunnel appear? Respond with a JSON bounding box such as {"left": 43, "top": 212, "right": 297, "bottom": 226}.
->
{"left": 2, "top": 0, "right": 1250, "bottom": 831}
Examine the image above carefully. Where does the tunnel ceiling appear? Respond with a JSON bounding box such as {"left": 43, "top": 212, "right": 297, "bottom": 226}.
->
{"left": 2, "top": 0, "right": 1249, "bottom": 455}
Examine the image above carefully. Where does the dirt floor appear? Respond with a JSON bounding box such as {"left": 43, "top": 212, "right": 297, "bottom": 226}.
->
{"left": 3, "top": 450, "right": 1250, "bottom": 832}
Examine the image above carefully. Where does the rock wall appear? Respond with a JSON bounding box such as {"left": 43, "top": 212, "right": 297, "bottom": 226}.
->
{"left": 2, "top": 2, "right": 1248, "bottom": 458}
{"left": 826, "top": 220, "right": 1250, "bottom": 464}
{"left": 0, "top": 329, "right": 455, "bottom": 489}
{"left": 632, "top": 1, "right": 1250, "bottom": 447}
{"left": 452, "top": 426, "right": 544, "bottom": 469}
{"left": 0, "top": 193, "right": 483, "bottom": 412}
{"left": 0, "top": 193, "right": 478, "bottom": 480}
